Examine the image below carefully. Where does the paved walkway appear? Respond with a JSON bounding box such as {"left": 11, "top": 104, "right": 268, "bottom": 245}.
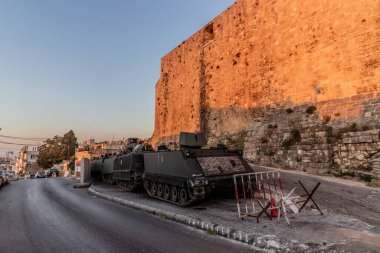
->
{"left": 90, "top": 167, "right": 380, "bottom": 252}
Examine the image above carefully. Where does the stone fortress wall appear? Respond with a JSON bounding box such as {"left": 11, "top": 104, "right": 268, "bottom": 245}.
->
{"left": 151, "top": 0, "right": 380, "bottom": 184}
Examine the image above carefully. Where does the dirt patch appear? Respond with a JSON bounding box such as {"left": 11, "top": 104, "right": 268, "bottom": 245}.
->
{"left": 337, "top": 228, "right": 380, "bottom": 247}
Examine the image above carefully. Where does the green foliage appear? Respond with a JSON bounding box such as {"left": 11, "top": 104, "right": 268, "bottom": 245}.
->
{"left": 349, "top": 123, "right": 358, "bottom": 132}
{"left": 306, "top": 105, "right": 317, "bottom": 114}
{"left": 345, "top": 164, "right": 372, "bottom": 172}
{"left": 305, "top": 242, "right": 320, "bottom": 249}
{"left": 286, "top": 108, "right": 294, "bottom": 114}
{"left": 362, "top": 125, "right": 371, "bottom": 131}
{"left": 63, "top": 130, "right": 78, "bottom": 157}
{"left": 37, "top": 130, "right": 78, "bottom": 169}
{"left": 358, "top": 164, "right": 372, "bottom": 171}
{"left": 235, "top": 138, "right": 245, "bottom": 150}
{"left": 281, "top": 139, "right": 293, "bottom": 150}
{"left": 326, "top": 126, "right": 334, "bottom": 137}
{"left": 336, "top": 132, "right": 343, "bottom": 140}
{"left": 69, "top": 156, "right": 76, "bottom": 171}
{"left": 336, "top": 123, "right": 359, "bottom": 140}
{"left": 338, "top": 170, "right": 355, "bottom": 177}
{"left": 360, "top": 174, "right": 374, "bottom": 183}
{"left": 366, "top": 148, "right": 380, "bottom": 159}
{"left": 290, "top": 129, "right": 301, "bottom": 142}
{"left": 281, "top": 129, "right": 301, "bottom": 150}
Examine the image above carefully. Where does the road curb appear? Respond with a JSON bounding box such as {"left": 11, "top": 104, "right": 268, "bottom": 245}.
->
{"left": 87, "top": 185, "right": 258, "bottom": 248}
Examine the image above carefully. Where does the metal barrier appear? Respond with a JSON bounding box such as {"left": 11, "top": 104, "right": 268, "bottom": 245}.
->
{"left": 233, "top": 171, "right": 323, "bottom": 226}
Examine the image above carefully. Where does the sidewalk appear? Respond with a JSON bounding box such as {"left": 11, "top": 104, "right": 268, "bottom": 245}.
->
{"left": 88, "top": 168, "right": 380, "bottom": 253}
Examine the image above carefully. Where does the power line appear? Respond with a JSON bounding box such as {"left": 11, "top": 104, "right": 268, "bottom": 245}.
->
{"left": 0, "top": 134, "right": 46, "bottom": 141}
{"left": 0, "top": 146, "right": 20, "bottom": 149}
{"left": 0, "top": 140, "right": 39, "bottom": 146}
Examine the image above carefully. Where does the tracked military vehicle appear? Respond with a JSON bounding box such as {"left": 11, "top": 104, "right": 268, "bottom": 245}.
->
{"left": 101, "top": 155, "right": 116, "bottom": 184}
{"left": 90, "top": 158, "right": 103, "bottom": 179}
{"left": 142, "top": 132, "right": 252, "bottom": 206}
{"left": 113, "top": 144, "right": 153, "bottom": 191}
{"left": 90, "top": 138, "right": 141, "bottom": 184}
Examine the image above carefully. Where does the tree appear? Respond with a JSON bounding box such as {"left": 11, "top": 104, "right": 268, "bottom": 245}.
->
{"left": 37, "top": 130, "right": 78, "bottom": 169}
{"left": 62, "top": 130, "right": 77, "bottom": 159}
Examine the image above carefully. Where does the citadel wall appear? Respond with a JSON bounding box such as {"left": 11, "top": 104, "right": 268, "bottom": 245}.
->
{"left": 151, "top": 0, "right": 380, "bottom": 183}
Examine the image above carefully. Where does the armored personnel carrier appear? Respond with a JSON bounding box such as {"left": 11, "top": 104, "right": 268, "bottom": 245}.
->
{"left": 142, "top": 132, "right": 252, "bottom": 206}
{"left": 90, "top": 158, "right": 103, "bottom": 179}
{"left": 91, "top": 138, "right": 140, "bottom": 184}
{"left": 101, "top": 155, "right": 116, "bottom": 184}
{"left": 113, "top": 144, "right": 153, "bottom": 191}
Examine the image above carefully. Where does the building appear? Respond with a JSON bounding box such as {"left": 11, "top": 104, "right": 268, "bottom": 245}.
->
{"left": 75, "top": 139, "right": 127, "bottom": 161}
{"left": 16, "top": 145, "right": 39, "bottom": 173}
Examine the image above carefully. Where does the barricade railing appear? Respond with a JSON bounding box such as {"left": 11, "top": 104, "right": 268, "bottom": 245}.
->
{"left": 233, "top": 171, "right": 323, "bottom": 226}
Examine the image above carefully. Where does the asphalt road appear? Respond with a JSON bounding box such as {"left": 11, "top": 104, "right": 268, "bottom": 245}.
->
{"left": 0, "top": 178, "right": 256, "bottom": 253}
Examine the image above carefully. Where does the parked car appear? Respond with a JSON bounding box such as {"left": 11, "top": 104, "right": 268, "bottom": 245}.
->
{"left": 35, "top": 171, "right": 47, "bottom": 178}
{"left": 0, "top": 170, "right": 9, "bottom": 186}
{"left": 30, "top": 174, "right": 36, "bottom": 179}
{"left": 47, "top": 170, "right": 59, "bottom": 178}
{"left": 6, "top": 171, "right": 18, "bottom": 181}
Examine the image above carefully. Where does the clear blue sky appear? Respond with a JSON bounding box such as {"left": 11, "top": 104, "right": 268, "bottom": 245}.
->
{"left": 0, "top": 0, "right": 235, "bottom": 154}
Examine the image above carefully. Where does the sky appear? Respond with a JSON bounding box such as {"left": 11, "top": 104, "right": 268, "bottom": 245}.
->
{"left": 0, "top": 0, "right": 235, "bottom": 155}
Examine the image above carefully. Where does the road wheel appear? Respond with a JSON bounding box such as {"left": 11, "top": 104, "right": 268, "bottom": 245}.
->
{"left": 170, "top": 186, "right": 178, "bottom": 202}
{"left": 163, "top": 184, "right": 170, "bottom": 200}
{"left": 143, "top": 179, "right": 150, "bottom": 190}
{"left": 157, "top": 183, "right": 163, "bottom": 198}
{"left": 151, "top": 181, "right": 157, "bottom": 196}
{"left": 126, "top": 181, "right": 133, "bottom": 191}
{"left": 179, "top": 187, "right": 188, "bottom": 205}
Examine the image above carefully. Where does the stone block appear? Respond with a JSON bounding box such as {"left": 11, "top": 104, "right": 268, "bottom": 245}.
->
{"left": 342, "top": 138, "right": 351, "bottom": 144}
{"left": 372, "top": 135, "right": 380, "bottom": 142}
{"left": 316, "top": 131, "right": 326, "bottom": 138}
{"left": 354, "top": 153, "right": 366, "bottom": 161}
{"left": 358, "top": 136, "right": 373, "bottom": 143}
